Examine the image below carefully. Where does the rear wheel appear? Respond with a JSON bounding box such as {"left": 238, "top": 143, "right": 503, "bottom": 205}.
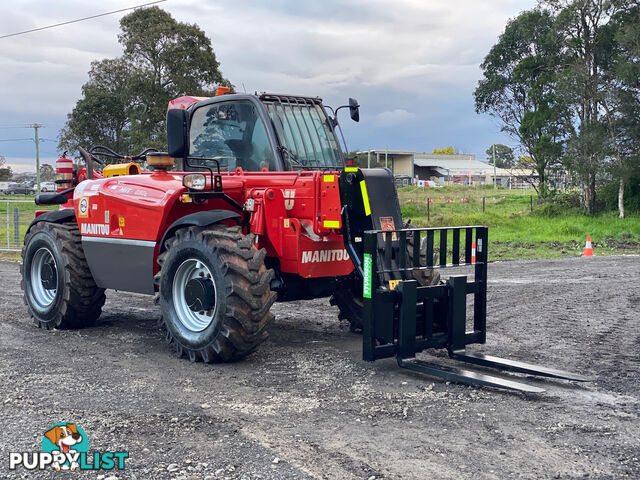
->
{"left": 156, "top": 224, "right": 276, "bottom": 362}
{"left": 21, "top": 222, "right": 105, "bottom": 329}
{"left": 330, "top": 226, "right": 440, "bottom": 332}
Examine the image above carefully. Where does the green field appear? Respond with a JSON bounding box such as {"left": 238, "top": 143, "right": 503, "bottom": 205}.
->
{"left": 2, "top": 188, "right": 639, "bottom": 263}
{"left": 399, "top": 185, "right": 640, "bottom": 260}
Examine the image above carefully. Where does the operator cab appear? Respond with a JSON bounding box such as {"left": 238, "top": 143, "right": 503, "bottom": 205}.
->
{"left": 169, "top": 92, "right": 359, "bottom": 173}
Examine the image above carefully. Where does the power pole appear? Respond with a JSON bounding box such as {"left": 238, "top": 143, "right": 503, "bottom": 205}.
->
{"left": 31, "top": 123, "right": 43, "bottom": 193}
{"left": 492, "top": 143, "right": 497, "bottom": 189}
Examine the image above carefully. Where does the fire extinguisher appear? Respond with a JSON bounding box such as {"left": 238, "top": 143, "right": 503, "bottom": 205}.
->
{"left": 55, "top": 152, "right": 74, "bottom": 193}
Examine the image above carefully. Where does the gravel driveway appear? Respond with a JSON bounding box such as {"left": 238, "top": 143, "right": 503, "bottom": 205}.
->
{"left": 1, "top": 256, "right": 638, "bottom": 479}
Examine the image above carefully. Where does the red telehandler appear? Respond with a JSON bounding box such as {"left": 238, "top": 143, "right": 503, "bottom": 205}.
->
{"left": 21, "top": 90, "right": 588, "bottom": 392}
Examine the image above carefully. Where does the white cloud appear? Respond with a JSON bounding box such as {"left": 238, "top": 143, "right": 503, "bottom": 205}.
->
{"left": 0, "top": 0, "right": 534, "bottom": 159}
{"left": 373, "top": 109, "right": 416, "bottom": 127}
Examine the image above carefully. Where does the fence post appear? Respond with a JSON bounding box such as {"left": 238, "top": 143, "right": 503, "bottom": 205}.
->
{"left": 427, "top": 198, "right": 430, "bottom": 222}
{"left": 13, "top": 207, "right": 19, "bottom": 247}
{"left": 5, "top": 201, "right": 9, "bottom": 250}
{"left": 482, "top": 196, "right": 486, "bottom": 213}
{"left": 530, "top": 195, "right": 533, "bottom": 212}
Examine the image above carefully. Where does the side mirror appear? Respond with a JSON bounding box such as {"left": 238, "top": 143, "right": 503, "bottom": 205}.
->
{"left": 167, "top": 109, "right": 188, "bottom": 158}
{"left": 349, "top": 98, "right": 360, "bottom": 122}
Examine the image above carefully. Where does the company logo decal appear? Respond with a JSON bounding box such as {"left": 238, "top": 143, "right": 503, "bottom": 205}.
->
{"left": 9, "top": 422, "right": 128, "bottom": 472}
{"left": 80, "top": 223, "right": 109, "bottom": 235}
{"left": 301, "top": 249, "right": 350, "bottom": 264}
{"left": 283, "top": 189, "right": 295, "bottom": 210}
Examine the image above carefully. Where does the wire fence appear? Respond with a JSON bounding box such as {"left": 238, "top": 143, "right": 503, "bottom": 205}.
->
{"left": 397, "top": 188, "right": 536, "bottom": 222}
{"left": 0, "top": 198, "right": 55, "bottom": 252}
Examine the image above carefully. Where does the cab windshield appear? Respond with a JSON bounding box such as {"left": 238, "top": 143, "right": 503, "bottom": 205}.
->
{"left": 189, "top": 100, "right": 277, "bottom": 171}
{"left": 262, "top": 96, "right": 343, "bottom": 169}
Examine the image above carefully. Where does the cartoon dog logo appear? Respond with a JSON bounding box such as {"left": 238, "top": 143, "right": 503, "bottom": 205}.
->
{"left": 43, "top": 424, "right": 82, "bottom": 471}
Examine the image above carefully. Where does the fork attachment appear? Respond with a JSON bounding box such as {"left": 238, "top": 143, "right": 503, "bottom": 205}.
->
{"left": 339, "top": 168, "right": 589, "bottom": 392}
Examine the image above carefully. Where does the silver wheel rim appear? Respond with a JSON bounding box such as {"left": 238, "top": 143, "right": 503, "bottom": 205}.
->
{"left": 172, "top": 258, "right": 217, "bottom": 332}
{"left": 29, "top": 247, "right": 57, "bottom": 310}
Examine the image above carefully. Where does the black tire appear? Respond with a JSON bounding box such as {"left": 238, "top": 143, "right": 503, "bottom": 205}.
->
{"left": 330, "top": 279, "right": 364, "bottom": 332}
{"left": 21, "top": 222, "right": 105, "bottom": 329}
{"left": 155, "top": 224, "right": 276, "bottom": 363}
{"left": 330, "top": 226, "right": 440, "bottom": 332}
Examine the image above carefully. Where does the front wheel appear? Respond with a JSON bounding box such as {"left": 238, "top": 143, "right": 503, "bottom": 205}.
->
{"left": 156, "top": 224, "right": 276, "bottom": 362}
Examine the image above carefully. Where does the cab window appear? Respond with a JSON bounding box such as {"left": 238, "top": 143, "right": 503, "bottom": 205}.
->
{"left": 189, "top": 100, "right": 276, "bottom": 171}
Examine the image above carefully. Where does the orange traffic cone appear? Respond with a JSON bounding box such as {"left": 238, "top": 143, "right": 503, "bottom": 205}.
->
{"left": 582, "top": 236, "right": 594, "bottom": 256}
{"left": 471, "top": 242, "right": 476, "bottom": 264}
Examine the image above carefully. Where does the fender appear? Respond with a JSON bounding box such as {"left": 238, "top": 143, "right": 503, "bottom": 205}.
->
{"left": 159, "top": 210, "right": 241, "bottom": 251}
{"left": 25, "top": 209, "right": 76, "bottom": 235}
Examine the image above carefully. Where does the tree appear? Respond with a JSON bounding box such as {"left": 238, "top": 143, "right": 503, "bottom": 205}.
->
{"left": 542, "top": 0, "right": 621, "bottom": 213}
{"left": 598, "top": 0, "right": 640, "bottom": 217}
{"left": 40, "top": 164, "right": 55, "bottom": 182}
{"left": 60, "top": 7, "right": 230, "bottom": 156}
{"left": 59, "top": 58, "right": 135, "bottom": 155}
{"left": 475, "top": 9, "right": 568, "bottom": 196}
{"left": 0, "top": 155, "right": 10, "bottom": 180}
{"left": 432, "top": 146, "right": 455, "bottom": 154}
{"left": 0, "top": 167, "right": 11, "bottom": 181}
{"left": 486, "top": 144, "right": 515, "bottom": 168}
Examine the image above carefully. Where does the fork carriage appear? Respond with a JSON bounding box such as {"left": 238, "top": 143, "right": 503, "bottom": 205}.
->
{"left": 359, "top": 225, "right": 589, "bottom": 393}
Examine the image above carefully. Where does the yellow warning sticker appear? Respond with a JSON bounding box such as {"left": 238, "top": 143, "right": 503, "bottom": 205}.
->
{"left": 323, "top": 174, "right": 335, "bottom": 183}
{"left": 323, "top": 220, "right": 340, "bottom": 229}
{"left": 344, "top": 167, "right": 358, "bottom": 172}
{"left": 118, "top": 216, "right": 125, "bottom": 227}
{"left": 359, "top": 180, "right": 371, "bottom": 216}
{"left": 389, "top": 279, "right": 401, "bottom": 290}
{"left": 283, "top": 218, "right": 290, "bottom": 228}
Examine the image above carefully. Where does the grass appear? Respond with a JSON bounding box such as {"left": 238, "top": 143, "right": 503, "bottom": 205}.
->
{"left": 398, "top": 185, "right": 640, "bottom": 261}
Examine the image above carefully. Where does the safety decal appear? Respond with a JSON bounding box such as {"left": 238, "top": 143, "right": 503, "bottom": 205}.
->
{"left": 388, "top": 279, "right": 400, "bottom": 291}
{"left": 380, "top": 216, "right": 397, "bottom": 241}
{"left": 78, "top": 198, "right": 89, "bottom": 218}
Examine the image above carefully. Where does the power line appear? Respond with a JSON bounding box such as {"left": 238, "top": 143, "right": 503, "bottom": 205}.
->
{"left": 0, "top": 138, "right": 33, "bottom": 142}
{"left": 0, "top": 0, "right": 168, "bottom": 39}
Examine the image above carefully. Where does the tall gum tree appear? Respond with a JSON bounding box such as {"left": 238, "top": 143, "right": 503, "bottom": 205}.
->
{"left": 474, "top": 9, "right": 568, "bottom": 196}
{"left": 59, "top": 6, "right": 230, "bottom": 157}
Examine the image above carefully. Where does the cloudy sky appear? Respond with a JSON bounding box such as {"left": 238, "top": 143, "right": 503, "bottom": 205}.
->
{"left": 0, "top": 0, "right": 534, "bottom": 172}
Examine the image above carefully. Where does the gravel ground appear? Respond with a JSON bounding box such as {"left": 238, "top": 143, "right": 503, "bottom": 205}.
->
{"left": 0, "top": 256, "right": 639, "bottom": 480}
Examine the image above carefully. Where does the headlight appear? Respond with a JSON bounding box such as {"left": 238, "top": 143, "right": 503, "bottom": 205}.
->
{"left": 183, "top": 173, "right": 207, "bottom": 191}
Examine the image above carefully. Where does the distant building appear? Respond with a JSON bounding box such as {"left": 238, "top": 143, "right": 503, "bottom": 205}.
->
{"left": 357, "top": 149, "right": 538, "bottom": 188}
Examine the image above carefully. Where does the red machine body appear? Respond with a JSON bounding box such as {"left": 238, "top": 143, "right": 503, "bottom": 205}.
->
{"left": 69, "top": 167, "right": 352, "bottom": 295}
